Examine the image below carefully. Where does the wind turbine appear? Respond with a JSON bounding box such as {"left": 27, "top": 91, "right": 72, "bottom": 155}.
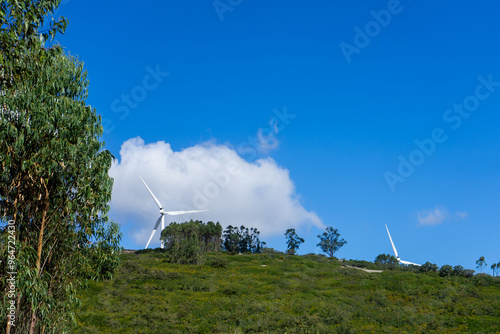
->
{"left": 385, "top": 224, "right": 420, "bottom": 266}
{"left": 140, "top": 175, "right": 208, "bottom": 249}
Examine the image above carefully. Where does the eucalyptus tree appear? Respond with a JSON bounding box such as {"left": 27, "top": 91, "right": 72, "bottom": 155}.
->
{"left": 453, "top": 265, "right": 466, "bottom": 277}
{"left": 160, "top": 220, "right": 223, "bottom": 264}
{"left": 316, "top": 226, "right": 346, "bottom": 257}
{"left": 439, "top": 265, "right": 453, "bottom": 277}
{"left": 419, "top": 261, "right": 438, "bottom": 273}
{"left": 285, "top": 228, "right": 304, "bottom": 255}
{"left": 221, "top": 225, "right": 265, "bottom": 254}
{"left": 0, "top": 1, "right": 121, "bottom": 333}
{"left": 222, "top": 225, "right": 240, "bottom": 253}
{"left": 475, "top": 256, "right": 487, "bottom": 274}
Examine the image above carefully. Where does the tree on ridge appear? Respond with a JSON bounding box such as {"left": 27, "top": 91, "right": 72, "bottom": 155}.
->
{"left": 476, "top": 256, "right": 487, "bottom": 274}
{"left": 285, "top": 228, "right": 304, "bottom": 255}
{"left": 316, "top": 226, "right": 346, "bottom": 257}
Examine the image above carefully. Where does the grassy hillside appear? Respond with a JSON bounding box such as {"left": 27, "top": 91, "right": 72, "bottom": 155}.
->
{"left": 73, "top": 252, "right": 500, "bottom": 333}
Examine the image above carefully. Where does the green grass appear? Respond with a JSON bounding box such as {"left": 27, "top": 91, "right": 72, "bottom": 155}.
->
{"left": 73, "top": 253, "right": 500, "bottom": 333}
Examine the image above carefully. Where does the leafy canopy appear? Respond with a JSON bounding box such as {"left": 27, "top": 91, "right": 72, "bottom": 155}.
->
{"left": 0, "top": 1, "right": 121, "bottom": 333}
{"left": 285, "top": 228, "right": 304, "bottom": 255}
{"left": 316, "top": 226, "right": 346, "bottom": 257}
{"left": 222, "top": 225, "right": 266, "bottom": 254}
{"left": 160, "top": 220, "right": 223, "bottom": 264}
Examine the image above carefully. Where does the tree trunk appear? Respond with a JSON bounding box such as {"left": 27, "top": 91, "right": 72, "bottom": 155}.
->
{"left": 29, "top": 184, "right": 50, "bottom": 334}
{"left": 28, "top": 313, "right": 37, "bottom": 334}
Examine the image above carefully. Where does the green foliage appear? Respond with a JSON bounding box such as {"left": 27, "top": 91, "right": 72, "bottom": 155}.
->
{"left": 0, "top": 1, "right": 121, "bottom": 332}
{"left": 420, "top": 261, "right": 439, "bottom": 273}
{"left": 159, "top": 220, "right": 223, "bottom": 264}
{"left": 0, "top": 0, "right": 68, "bottom": 91}
{"left": 439, "top": 264, "right": 453, "bottom": 277}
{"left": 374, "top": 253, "right": 398, "bottom": 269}
{"left": 206, "top": 256, "right": 228, "bottom": 269}
{"left": 461, "top": 269, "right": 475, "bottom": 278}
{"left": 316, "top": 226, "right": 346, "bottom": 257}
{"left": 222, "top": 225, "right": 266, "bottom": 253}
{"left": 134, "top": 247, "right": 167, "bottom": 254}
{"left": 474, "top": 273, "right": 495, "bottom": 286}
{"left": 345, "top": 259, "right": 380, "bottom": 270}
{"left": 285, "top": 228, "right": 304, "bottom": 255}
{"left": 73, "top": 253, "right": 500, "bottom": 333}
{"left": 435, "top": 264, "right": 475, "bottom": 278}
{"left": 492, "top": 263, "right": 498, "bottom": 277}
{"left": 476, "top": 256, "right": 487, "bottom": 273}
{"left": 453, "top": 265, "right": 466, "bottom": 277}
{"left": 261, "top": 247, "right": 283, "bottom": 255}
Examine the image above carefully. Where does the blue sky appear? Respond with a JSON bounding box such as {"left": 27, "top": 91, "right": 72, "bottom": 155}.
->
{"left": 56, "top": 0, "right": 500, "bottom": 271}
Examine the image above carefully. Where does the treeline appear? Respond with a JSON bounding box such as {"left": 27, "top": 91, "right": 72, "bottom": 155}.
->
{"left": 222, "top": 225, "right": 266, "bottom": 254}
{"left": 136, "top": 222, "right": 348, "bottom": 265}
{"left": 163, "top": 220, "right": 222, "bottom": 264}
{"left": 163, "top": 220, "right": 223, "bottom": 254}
{"left": 136, "top": 220, "right": 266, "bottom": 264}
{"left": 374, "top": 253, "right": 476, "bottom": 277}
{"left": 136, "top": 220, "right": 222, "bottom": 264}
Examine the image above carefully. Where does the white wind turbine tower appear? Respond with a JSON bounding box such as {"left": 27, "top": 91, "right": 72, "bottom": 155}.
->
{"left": 140, "top": 175, "right": 208, "bottom": 249}
{"left": 385, "top": 224, "right": 421, "bottom": 266}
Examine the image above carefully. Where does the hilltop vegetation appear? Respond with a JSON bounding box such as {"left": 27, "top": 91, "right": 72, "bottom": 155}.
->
{"left": 74, "top": 252, "right": 500, "bottom": 333}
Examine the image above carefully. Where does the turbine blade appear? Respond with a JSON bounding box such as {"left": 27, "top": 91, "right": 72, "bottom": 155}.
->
{"left": 139, "top": 175, "right": 163, "bottom": 209}
{"left": 145, "top": 216, "right": 162, "bottom": 249}
{"left": 154, "top": 215, "right": 162, "bottom": 229}
{"left": 400, "top": 259, "right": 421, "bottom": 266}
{"left": 385, "top": 224, "right": 399, "bottom": 259}
{"left": 145, "top": 230, "right": 156, "bottom": 249}
{"left": 164, "top": 209, "right": 209, "bottom": 216}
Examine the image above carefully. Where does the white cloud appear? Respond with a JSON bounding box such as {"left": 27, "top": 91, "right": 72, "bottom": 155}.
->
{"left": 417, "top": 206, "right": 449, "bottom": 226}
{"left": 109, "top": 137, "right": 323, "bottom": 248}
{"left": 417, "top": 206, "right": 468, "bottom": 226}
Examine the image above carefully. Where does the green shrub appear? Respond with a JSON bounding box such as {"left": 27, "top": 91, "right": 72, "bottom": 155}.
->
{"left": 206, "top": 257, "right": 228, "bottom": 269}
{"left": 134, "top": 248, "right": 166, "bottom": 254}
{"left": 219, "top": 286, "right": 240, "bottom": 296}
{"left": 181, "top": 279, "right": 209, "bottom": 292}
{"left": 142, "top": 268, "right": 171, "bottom": 280}
{"left": 462, "top": 269, "right": 475, "bottom": 278}
{"left": 164, "top": 271, "right": 184, "bottom": 280}
{"left": 261, "top": 247, "right": 282, "bottom": 254}
{"left": 420, "top": 261, "right": 439, "bottom": 273}
{"left": 120, "top": 261, "right": 142, "bottom": 273}
{"left": 346, "top": 259, "right": 378, "bottom": 270}
{"left": 474, "top": 273, "right": 495, "bottom": 286}
{"left": 439, "top": 264, "right": 453, "bottom": 277}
